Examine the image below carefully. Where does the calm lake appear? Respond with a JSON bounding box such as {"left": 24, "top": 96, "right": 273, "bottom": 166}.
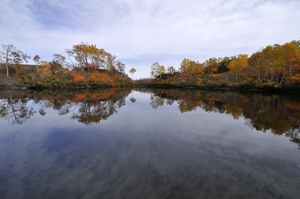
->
{"left": 0, "top": 89, "right": 300, "bottom": 199}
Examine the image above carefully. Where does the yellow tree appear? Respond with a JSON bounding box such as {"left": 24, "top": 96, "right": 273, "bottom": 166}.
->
{"left": 38, "top": 61, "right": 52, "bottom": 79}
{"left": 179, "top": 58, "right": 190, "bottom": 73}
{"left": 106, "top": 54, "right": 116, "bottom": 72}
{"left": 203, "top": 57, "right": 219, "bottom": 74}
{"left": 282, "top": 42, "right": 300, "bottom": 77}
{"left": 157, "top": 65, "right": 166, "bottom": 77}
{"left": 66, "top": 42, "right": 119, "bottom": 72}
{"left": 190, "top": 61, "right": 204, "bottom": 75}
{"left": 33, "top": 55, "right": 41, "bottom": 73}
{"left": 228, "top": 54, "right": 248, "bottom": 83}
{"left": 129, "top": 68, "right": 136, "bottom": 78}
{"left": 249, "top": 51, "right": 263, "bottom": 83}
{"left": 259, "top": 45, "right": 273, "bottom": 81}
{"left": 271, "top": 45, "right": 285, "bottom": 84}
{"left": 179, "top": 58, "right": 203, "bottom": 75}
{"left": 150, "top": 62, "right": 165, "bottom": 78}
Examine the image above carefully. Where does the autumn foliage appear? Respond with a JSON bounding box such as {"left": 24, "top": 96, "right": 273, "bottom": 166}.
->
{"left": 136, "top": 40, "right": 300, "bottom": 91}
{"left": 1, "top": 40, "right": 300, "bottom": 91}
{"left": 0, "top": 42, "right": 133, "bottom": 89}
{"left": 69, "top": 71, "right": 87, "bottom": 82}
{"left": 141, "top": 88, "right": 300, "bottom": 140}
{"left": 29, "top": 69, "right": 131, "bottom": 88}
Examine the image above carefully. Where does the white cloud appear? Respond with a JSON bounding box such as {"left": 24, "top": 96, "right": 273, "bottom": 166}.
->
{"left": 0, "top": 0, "right": 299, "bottom": 78}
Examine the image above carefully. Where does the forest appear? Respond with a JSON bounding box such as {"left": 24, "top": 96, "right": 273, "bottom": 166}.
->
{"left": 139, "top": 40, "right": 300, "bottom": 90}
{"left": 1, "top": 40, "right": 300, "bottom": 90}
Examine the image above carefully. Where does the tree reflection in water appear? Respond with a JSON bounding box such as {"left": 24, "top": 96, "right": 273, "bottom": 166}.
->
{"left": 0, "top": 95, "right": 36, "bottom": 125}
{"left": 70, "top": 96, "right": 126, "bottom": 125}
{"left": 0, "top": 89, "right": 130, "bottom": 125}
{"left": 0, "top": 88, "right": 299, "bottom": 148}
{"left": 146, "top": 89, "right": 300, "bottom": 149}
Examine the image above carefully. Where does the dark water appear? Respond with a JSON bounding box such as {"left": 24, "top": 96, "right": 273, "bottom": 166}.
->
{"left": 0, "top": 89, "right": 300, "bottom": 199}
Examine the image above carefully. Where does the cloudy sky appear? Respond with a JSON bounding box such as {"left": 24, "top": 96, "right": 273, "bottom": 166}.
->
{"left": 1, "top": 0, "right": 299, "bottom": 78}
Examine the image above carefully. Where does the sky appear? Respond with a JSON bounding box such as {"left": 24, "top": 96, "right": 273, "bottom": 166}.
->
{"left": 1, "top": 0, "right": 300, "bottom": 79}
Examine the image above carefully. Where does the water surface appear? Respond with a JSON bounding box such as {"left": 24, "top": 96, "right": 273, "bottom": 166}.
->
{"left": 0, "top": 89, "right": 299, "bottom": 199}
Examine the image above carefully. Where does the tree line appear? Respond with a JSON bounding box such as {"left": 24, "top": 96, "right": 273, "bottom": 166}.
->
{"left": 1, "top": 39, "right": 300, "bottom": 89}
{"left": 148, "top": 40, "right": 300, "bottom": 89}
{"left": 0, "top": 43, "right": 133, "bottom": 88}
{"left": 0, "top": 42, "right": 128, "bottom": 76}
